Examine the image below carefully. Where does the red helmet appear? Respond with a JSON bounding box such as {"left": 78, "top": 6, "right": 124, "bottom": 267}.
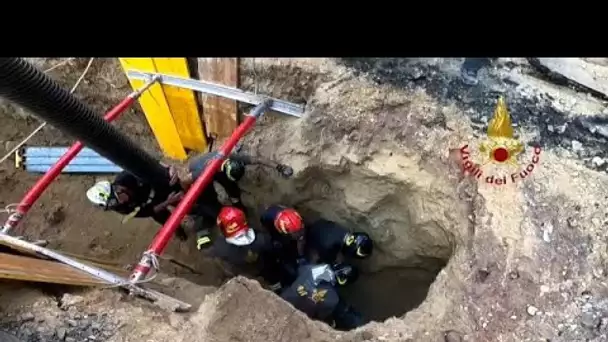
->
{"left": 217, "top": 206, "right": 248, "bottom": 238}
{"left": 274, "top": 208, "right": 304, "bottom": 235}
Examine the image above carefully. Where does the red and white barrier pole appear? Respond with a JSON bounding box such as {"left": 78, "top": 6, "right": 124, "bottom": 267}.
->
{"left": 1, "top": 76, "right": 159, "bottom": 234}
{"left": 129, "top": 100, "right": 272, "bottom": 283}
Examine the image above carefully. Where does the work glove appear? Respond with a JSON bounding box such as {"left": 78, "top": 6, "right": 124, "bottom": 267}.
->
{"left": 276, "top": 164, "right": 294, "bottom": 178}
{"left": 196, "top": 229, "right": 213, "bottom": 250}
{"left": 159, "top": 162, "right": 180, "bottom": 186}
{"left": 168, "top": 165, "right": 180, "bottom": 186}
{"left": 166, "top": 191, "right": 184, "bottom": 205}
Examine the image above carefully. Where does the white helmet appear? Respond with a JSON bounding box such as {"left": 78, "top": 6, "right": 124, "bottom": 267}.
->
{"left": 86, "top": 180, "right": 112, "bottom": 208}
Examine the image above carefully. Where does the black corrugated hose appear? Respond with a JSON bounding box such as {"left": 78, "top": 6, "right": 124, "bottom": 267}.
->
{"left": 0, "top": 58, "right": 170, "bottom": 187}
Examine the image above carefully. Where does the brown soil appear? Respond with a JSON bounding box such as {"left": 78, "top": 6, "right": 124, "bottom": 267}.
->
{"left": 0, "top": 58, "right": 226, "bottom": 289}
{"left": 0, "top": 58, "right": 459, "bottom": 341}
{"left": 1, "top": 57, "right": 607, "bottom": 342}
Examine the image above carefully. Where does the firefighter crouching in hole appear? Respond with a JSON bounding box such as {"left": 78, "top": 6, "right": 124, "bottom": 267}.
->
{"left": 260, "top": 206, "right": 369, "bottom": 329}
{"left": 260, "top": 205, "right": 306, "bottom": 268}
{"left": 260, "top": 205, "right": 374, "bottom": 276}
{"left": 212, "top": 206, "right": 289, "bottom": 291}
{"left": 279, "top": 260, "right": 365, "bottom": 330}
{"left": 304, "top": 217, "right": 374, "bottom": 264}
{"left": 179, "top": 150, "right": 294, "bottom": 251}
{"left": 86, "top": 164, "right": 191, "bottom": 240}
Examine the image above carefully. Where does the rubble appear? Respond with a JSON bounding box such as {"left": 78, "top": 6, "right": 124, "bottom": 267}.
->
{"left": 1, "top": 303, "right": 120, "bottom": 342}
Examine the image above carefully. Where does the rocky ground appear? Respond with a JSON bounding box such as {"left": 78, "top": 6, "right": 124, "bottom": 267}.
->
{"left": 0, "top": 57, "right": 607, "bottom": 341}
{"left": 2, "top": 292, "right": 122, "bottom": 342}
{"left": 0, "top": 277, "right": 332, "bottom": 342}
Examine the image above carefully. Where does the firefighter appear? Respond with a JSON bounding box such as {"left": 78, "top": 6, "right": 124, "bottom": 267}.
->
{"left": 213, "top": 206, "right": 288, "bottom": 290}
{"left": 279, "top": 261, "right": 364, "bottom": 330}
{"left": 259, "top": 205, "right": 307, "bottom": 284}
{"left": 86, "top": 165, "right": 190, "bottom": 240}
{"left": 180, "top": 151, "right": 293, "bottom": 250}
{"left": 260, "top": 205, "right": 374, "bottom": 265}
{"left": 305, "top": 218, "right": 374, "bottom": 264}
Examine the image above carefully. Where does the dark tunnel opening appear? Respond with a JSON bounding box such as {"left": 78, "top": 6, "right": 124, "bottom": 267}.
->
{"left": 338, "top": 262, "right": 447, "bottom": 325}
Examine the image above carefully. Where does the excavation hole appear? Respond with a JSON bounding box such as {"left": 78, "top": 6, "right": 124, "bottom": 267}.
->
{"left": 339, "top": 263, "right": 447, "bottom": 324}
{"left": 240, "top": 161, "right": 456, "bottom": 330}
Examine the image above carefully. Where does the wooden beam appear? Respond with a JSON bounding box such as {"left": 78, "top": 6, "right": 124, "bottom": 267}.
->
{"left": 197, "top": 58, "right": 239, "bottom": 140}
{"left": 152, "top": 58, "right": 208, "bottom": 152}
{"left": 0, "top": 241, "right": 130, "bottom": 277}
{"left": 0, "top": 252, "right": 108, "bottom": 286}
{"left": 118, "top": 58, "right": 188, "bottom": 160}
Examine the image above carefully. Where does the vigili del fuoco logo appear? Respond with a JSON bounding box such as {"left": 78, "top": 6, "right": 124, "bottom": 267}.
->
{"left": 458, "top": 96, "right": 542, "bottom": 186}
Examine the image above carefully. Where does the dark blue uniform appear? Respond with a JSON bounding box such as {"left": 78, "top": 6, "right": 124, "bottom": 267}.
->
{"left": 260, "top": 205, "right": 302, "bottom": 258}
{"left": 110, "top": 171, "right": 190, "bottom": 239}
{"left": 188, "top": 152, "right": 252, "bottom": 231}
{"left": 207, "top": 230, "right": 286, "bottom": 283}
{"left": 279, "top": 264, "right": 365, "bottom": 330}
{"left": 260, "top": 205, "right": 303, "bottom": 280}
{"left": 305, "top": 219, "right": 349, "bottom": 264}
{"left": 331, "top": 299, "right": 365, "bottom": 331}
{"left": 259, "top": 205, "right": 285, "bottom": 233}
{"left": 188, "top": 152, "right": 251, "bottom": 203}
{"left": 111, "top": 171, "right": 173, "bottom": 224}
{"left": 110, "top": 170, "right": 201, "bottom": 240}
{"left": 280, "top": 264, "right": 340, "bottom": 325}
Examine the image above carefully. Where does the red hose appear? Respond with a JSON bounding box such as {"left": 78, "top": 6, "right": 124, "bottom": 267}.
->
{"left": 1, "top": 96, "right": 136, "bottom": 234}
{"left": 130, "top": 102, "right": 269, "bottom": 282}
{"left": 151, "top": 115, "right": 257, "bottom": 253}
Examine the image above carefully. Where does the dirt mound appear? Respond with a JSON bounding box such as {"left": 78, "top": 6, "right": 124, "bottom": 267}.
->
{"left": 0, "top": 57, "right": 608, "bottom": 342}
{"left": 0, "top": 277, "right": 332, "bottom": 342}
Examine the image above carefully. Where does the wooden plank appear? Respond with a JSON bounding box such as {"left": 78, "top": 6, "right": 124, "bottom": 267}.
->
{"left": 152, "top": 58, "right": 208, "bottom": 152}
{"left": 118, "top": 58, "right": 188, "bottom": 160}
{"left": 197, "top": 58, "right": 239, "bottom": 140}
{"left": 0, "top": 241, "right": 130, "bottom": 277}
{"left": 0, "top": 240, "right": 42, "bottom": 258}
{"left": 0, "top": 252, "right": 108, "bottom": 286}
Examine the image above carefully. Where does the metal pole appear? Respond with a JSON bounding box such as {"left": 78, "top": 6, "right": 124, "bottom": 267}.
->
{"left": 0, "top": 232, "right": 192, "bottom": 311}
{"left": 1, "top": 77, "right": 159, "bottom": 234}
{"left": 129, "top": 100, "right": 272, "bottom": 283}
{"left": 0, "top": 233, "right": 129, "bottom": 284}
{"left": 126, "top": 70, "right": 305, "bottom": 117}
